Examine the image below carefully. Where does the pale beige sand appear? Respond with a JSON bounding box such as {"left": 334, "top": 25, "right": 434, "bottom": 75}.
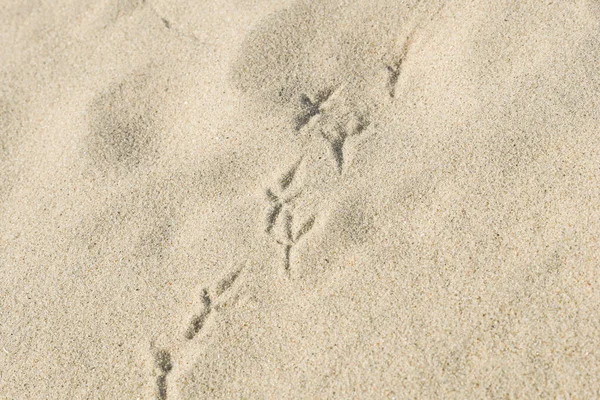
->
{"left": 2, "top": 0, "right": 600, "bottom": 398}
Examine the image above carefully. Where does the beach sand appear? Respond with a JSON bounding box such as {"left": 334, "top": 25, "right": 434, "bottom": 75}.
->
{"left": 1, "top": 0, "right": 600, "bottom": 398}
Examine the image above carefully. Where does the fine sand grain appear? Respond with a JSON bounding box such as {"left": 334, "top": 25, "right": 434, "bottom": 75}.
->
{"left": 2, "top": 0, "right": 600, "bottom": 398}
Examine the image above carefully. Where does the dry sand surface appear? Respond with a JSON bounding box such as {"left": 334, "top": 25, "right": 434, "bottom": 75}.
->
{"left": 2, "top": 0, "right": 600, "bottom": 398}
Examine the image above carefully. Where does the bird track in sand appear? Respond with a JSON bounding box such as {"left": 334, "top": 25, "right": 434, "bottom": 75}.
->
{"left": 150, "top": 267, "right": 244, "bottom": 399}
{"left": 264, "top": 157, "right": 317, "bottom": 276}
{"left": 145, "top": 2, "right": 449, "bottom": 395}
{"left": 150, "top": 57, "right": 403, "bottom": 400}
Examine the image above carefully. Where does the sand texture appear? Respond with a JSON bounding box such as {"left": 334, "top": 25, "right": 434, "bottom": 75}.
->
{"left": 2, "top": 0, "right": 600, "bottom": 398}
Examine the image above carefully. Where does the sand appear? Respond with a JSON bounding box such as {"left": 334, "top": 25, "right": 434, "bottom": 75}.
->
{"left": 1, "top": 0, "right": 600, "bottom": 398}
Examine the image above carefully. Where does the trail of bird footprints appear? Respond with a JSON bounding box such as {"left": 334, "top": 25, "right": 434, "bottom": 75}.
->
{"left": 149, "top": 25, "right": 416, "bottom": 399}
{"left": 150, "top": 268, "right": 243, "bottom": 399}
{"left": 262, "top": 78, "right": 383, "bottom": 276}
{"left": 263, "top": 27, "right": 420, "bottom": 273}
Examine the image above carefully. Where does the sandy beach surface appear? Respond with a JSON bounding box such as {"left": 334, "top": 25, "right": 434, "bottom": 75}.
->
{"left": 2, "top": 0, "right": 600, "bottom": 398}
